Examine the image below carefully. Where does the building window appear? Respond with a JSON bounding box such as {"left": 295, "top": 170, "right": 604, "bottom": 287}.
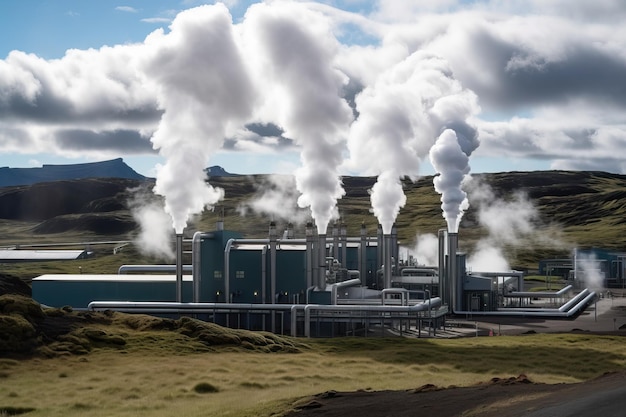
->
{"left": 214, "top": 270, "right": 222, "bottom": 279}
{"left": 236, "top": 270, "right": 245, "bottom": 279}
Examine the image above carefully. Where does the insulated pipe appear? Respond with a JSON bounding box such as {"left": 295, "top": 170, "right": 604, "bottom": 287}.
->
{"left": 176, "top": 234, "right": 183, "bottom": 302}
{"left": 304, "top": 298, "right": 443, "bottom": 337}
{"left": 505, "top": 285, "right": 573, "bottom": 298}
{"left": 330, "top": 278, "right": 362, "bottom": 305}
{"left": 192, "top": 232, "right": 214, "bottom": 302}
{"left": 451, "top": 290, "right": 596, "bottom": 317}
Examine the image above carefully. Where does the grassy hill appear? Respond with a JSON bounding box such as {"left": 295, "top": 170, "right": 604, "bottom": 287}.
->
{"left": 0, "top": 170, "right": 625, "bottom": 281}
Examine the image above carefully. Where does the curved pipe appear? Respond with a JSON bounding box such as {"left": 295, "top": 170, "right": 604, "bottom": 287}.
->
{"left": 330, "top": 278, "right": 362, "bottom": 305}
{"left": 452, "top": 290, "right": 596, "bottom": 318}
{"left": 192, "top": 232, "right": 214, "bottom": 303}
{"left": 506, "top": 285, "right": 573, "bottom": 298}
{"left": 304, "top": 298, "right": 442, "bottom": 337}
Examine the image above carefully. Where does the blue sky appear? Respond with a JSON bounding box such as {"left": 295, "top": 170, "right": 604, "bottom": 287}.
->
{"left": 1, "top": 0, "right": 625, "bottom": 178}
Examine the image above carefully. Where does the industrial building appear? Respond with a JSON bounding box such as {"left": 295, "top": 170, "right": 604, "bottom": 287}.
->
{"left": 32, "top": 220, "right": 597, "bottom": 338}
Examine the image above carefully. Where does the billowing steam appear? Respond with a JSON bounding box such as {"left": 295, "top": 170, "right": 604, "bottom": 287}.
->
{"left": 574, "top": 251, "right": 605, "bottom": 290}
{"left": 429, "top": 129, "right": 471, "bottom": 233}
{"left": 144, "top": 4, "right": 256, "bottom": 234}
{"left": 128, "top": 187, "right": 174, "bottom": 259}
{"left": 348, "top": 52, "right": 479, "bottom": 234}
{"left": 236, "top": 174, "right": 309, "bottom": 225}
{"left": 244, "top": 3, "right": 353, "bottom": 234}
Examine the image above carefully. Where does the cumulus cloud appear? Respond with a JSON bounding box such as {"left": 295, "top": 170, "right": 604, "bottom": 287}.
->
{"left": 1, "top": 0, "right": 626, "bottom": 239}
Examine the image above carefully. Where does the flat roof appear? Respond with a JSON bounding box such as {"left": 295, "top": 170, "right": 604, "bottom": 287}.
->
{"left": 32, "top": 274, "right": 193, "bottom": 282}
{"left": 0, "top": 249, "right": 86, "bottom": 261}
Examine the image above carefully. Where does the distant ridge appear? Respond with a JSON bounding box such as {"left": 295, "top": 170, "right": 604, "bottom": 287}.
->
{"left": 206, "top": 165, "right": 237, "bottom": 177}
{"left": 0, "top": 158, "right": 146, "bottom": 187}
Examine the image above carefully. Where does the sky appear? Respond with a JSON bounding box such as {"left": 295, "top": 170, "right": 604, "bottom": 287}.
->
{"left": 1, "top": 0, "right": 625, "bottom": 178}
{"left": 1, "top": 0, "right": 626, "bottom": 236}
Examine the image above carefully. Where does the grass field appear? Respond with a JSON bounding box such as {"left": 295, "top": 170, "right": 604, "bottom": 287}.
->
{"left": 1, "top": 330, "right": 625, "bottom": 417}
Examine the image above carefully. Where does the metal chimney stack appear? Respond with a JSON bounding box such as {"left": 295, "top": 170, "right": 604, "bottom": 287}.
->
{"left": 269, "top": 221, "right": 277, "bottom": 304}
{"left": 438, "top": 229, "right": 448, "bottom": 306}
{"left": 318, "top": 234, "right": 327, "bottom": 289}
{"left": 447, "top": 232, "right": 459, "bottom": 312}
{"left": 305, "top": 222, "right": 314, "bottom": 288}
{"left": 383, "top": 234, "right": 393, "bottom": 289}
{"left": 175, "top": 233, "right": 183, "bottom": 302}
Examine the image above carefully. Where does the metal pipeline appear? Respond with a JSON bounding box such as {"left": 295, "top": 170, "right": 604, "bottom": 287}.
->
{"left": 303, "top": 297, "right": 443, "bottom": 337}
{"left": 192, "top": 232, "right": 213, "bottom": 302}
{"left": 330, "top": 278, "right": 362, "bottom": 305}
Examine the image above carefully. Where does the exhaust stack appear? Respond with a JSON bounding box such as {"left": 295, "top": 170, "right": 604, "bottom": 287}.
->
{"left": 447, "top": 232, "right": 459, "bottom": 312}
{"left": 318, "top": 234, "right": 327, "bottom": 289}
{"left": 175, "top": 233, "right": 183, "bottom": 302}
{"left": 383, "top": 234, "right": 392, "bottom": 289}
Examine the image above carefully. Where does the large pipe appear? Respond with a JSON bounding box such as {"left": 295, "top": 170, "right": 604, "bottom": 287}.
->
{"left": 330, "top": 278, "right": 362, "bottom": 305}
{"left": 192, "top": 232, "right": 214, "bottom": 302}
{"left": 176, "top": 233, "right": 183, "bottom": 302}
{"left": 304, "top": 298, "right": 443, "bottom": 337}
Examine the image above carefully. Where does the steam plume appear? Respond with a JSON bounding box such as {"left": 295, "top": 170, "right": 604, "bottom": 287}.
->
{"left": 429, "top": 129, "right": 471, "bottom": 233}
{"left": 244, "top": 3, "right": 353, "bottom": 234}
{"left": 145, "top": 4, "right": 256, "bottom": 233}
{"left": 348, "top": 52, "right": 479, "bottom": 234}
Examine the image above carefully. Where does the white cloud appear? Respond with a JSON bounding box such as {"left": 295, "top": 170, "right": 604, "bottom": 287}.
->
{"left": 115, "top": 6, "right": 138, "bottom": 13}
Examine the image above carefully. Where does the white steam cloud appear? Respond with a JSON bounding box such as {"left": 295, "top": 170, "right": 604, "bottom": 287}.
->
{"left": 128, "top": 188, "right": 174, "bottom": 260}
{"left": 465, "top": 178, "right": 566, "bottom": 272}
{"left": 429, "top": 129, "right": 471, "bottom": 233}
{"left": 348, "top": 52, "right": 479, "bottom": 234}
{"left": 244, "top": 3, "right": 353, "bottom": 234}
{"left": 145, "top": 4, "right": 256, "bottom": 233}
{"left": 237, "top": 174, "right": 310, "bottom": 225}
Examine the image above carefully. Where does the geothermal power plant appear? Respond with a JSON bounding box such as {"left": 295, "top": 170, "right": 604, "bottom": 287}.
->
{"left": 32, "top": 217, "right": 597, "bottom": 338}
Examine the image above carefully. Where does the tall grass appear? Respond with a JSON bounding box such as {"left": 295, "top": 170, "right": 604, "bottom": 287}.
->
{"left": 0, "top": 334, "right": 624, "bottom": 417}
